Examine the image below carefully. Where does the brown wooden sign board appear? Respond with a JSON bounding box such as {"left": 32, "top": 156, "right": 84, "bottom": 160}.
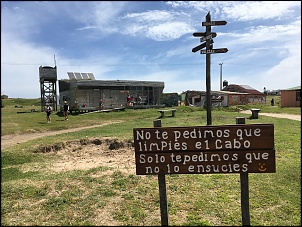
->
{"left": 202, "top": 20, "right": 227, "bottom": 26}
{"left": 201, "top": 48, "right": 228, "bottom": 54}
{"left": 192, "top": 39, "right": 214, "bottom": 53}
{"left": 133, "top": 124, "right": 274, "bottom": 152}
{"left": 200, "top": 33, "right": 217, "bottom": 42}
{"left": 133, "top": 124, "right": 275, "bottom": 175}
{"left": 135, "top": 150, "right": 276, "bottom": 175}
{"left": 193, "top": 32, "right": 217, "bottom": 37}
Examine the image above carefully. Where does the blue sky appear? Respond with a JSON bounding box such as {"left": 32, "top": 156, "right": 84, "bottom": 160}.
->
{"left": 1, "top": 1, "right": 301, "bottom": 98}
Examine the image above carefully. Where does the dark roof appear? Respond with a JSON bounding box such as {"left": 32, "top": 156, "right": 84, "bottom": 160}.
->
{"left": 59, "top": 79, "right": 165, "bottom": 88}
{"left": 223, "top": 84, "right": 264, "bottom": 95}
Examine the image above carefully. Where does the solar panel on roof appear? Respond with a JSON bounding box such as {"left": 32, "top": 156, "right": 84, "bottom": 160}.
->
{"left": 87, "top": 73, "right": 95, "bottom": 80}
{"left": 81, "top": 73, "right": 89, "bottom": 79}
{"left": 74, "top": 72, "right": 82, "bottom": 80}
{"left": 67, "top": 72, "right": 95, "bottom": 80}
{"left": 67, "top": 72, "right": 76, "bottom": 80}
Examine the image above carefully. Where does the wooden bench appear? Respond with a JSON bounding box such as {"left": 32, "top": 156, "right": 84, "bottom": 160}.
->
{"left": 100, "top": 109, "right": 113, "bottom": 113}
{"left": 75, "top": 106, "right": 98, "bottom": 113}
{"left": 113, "top": 107, "right": 126, "bottom": 111}
{"left": 158, "top": 109, "right": 176, "bottom": 118}
{"left": 250, "top": 108, "right": 260, "bottom": 119}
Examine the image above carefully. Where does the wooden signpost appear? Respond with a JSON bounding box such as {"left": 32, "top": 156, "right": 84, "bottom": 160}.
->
{"left": 192, "top": 11, "right": 228, "bottom": 126}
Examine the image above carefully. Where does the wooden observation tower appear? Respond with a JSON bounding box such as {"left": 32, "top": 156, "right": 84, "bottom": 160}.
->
{"left": 39, "top": 65, "right": 57, "bottom": 111}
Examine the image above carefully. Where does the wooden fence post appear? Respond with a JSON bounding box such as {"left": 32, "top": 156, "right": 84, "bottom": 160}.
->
{"left": 153, "top": 119, "right": 169, "bottom": 226}
{"left": 236, "top": 117, "right": 251, "bottom": 226}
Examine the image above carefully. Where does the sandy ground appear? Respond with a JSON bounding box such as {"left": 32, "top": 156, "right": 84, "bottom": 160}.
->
{"left": 239, "top": 110, "right": 301, "bottom": 121}
{"left": 44, "top": 139, "right": 136, "bottom": 174}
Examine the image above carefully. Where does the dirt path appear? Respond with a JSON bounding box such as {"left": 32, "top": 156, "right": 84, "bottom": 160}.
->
{"left": 1, "top": 120, "right": 123, "bottom": 149}
{"left": 240, "top": 110, "right": 301, "bottom": 121}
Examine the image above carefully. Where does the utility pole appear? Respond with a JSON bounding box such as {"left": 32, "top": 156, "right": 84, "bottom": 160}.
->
{"left": 219, "top": 63, "right": 223, "bottom": 90}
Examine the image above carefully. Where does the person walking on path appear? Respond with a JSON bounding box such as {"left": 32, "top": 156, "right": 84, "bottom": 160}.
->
{"left": 63, "top": 101, "right": 69, "bottom": 120}
{"left": 45, "top": 104, "right": 52, "bottom": 123}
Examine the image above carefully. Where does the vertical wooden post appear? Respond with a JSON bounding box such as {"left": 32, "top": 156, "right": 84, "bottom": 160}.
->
{"left": 205, "top": 11, "right": 212, "bottom": 125}
{"left": 236, "top": 117, "right": 250, "bottom": 226}
{"left": 154, "top": 119, "right": 169, "bottom": 226}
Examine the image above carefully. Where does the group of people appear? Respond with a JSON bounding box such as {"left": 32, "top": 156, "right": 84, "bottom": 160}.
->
{"left": 127, "top": 94, "right": 142, "bottom": 106}
{"left": 45, "top": 101, "right": 69, "bottom": 123}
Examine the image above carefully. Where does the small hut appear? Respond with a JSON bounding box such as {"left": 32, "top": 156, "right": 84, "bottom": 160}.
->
{"left": 280, "top": 86, "right": 301, "bottom": 107}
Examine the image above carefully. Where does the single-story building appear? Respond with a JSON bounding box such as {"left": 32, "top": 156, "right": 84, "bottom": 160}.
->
{"left": 280, "top": 86, "right": 301, "bottom": 107}
{"left": 1, "top": 94, "right": 8, "bottom": 99}
{"left": 222, "top": 84, "right": 266, "bottom": 105}
{"left": 58, "top": 72, "right": 165, "bottom": 111}
{"left": 181, "top": 85, "right": 266, "bottom": 107}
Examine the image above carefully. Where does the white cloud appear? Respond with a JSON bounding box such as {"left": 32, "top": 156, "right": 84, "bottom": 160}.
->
{"left": 260, "top": 40, "right": 301, "bottom": 90}
{"left": 221, "top": 1, "right": 300, "bottom": 21}
{"left": 123, "top": 10, "right": 174, "bottom": 21}
{"left": 147, "top": 22, "right": 192, "bottom": 41}
{"left": 168, "top": 1, "right": 301, "bottom": 21}
{"left": 121, "top": 10, "right": 193, "bottom": 41}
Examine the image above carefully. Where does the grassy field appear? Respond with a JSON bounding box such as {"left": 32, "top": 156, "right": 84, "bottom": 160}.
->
{"left": 1, "top": 96, "right": 301, "bottom": 226}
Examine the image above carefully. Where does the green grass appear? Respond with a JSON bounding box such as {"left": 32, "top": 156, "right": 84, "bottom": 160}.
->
{"left": 1, "top": 97, "right": 301, "bottom": 226}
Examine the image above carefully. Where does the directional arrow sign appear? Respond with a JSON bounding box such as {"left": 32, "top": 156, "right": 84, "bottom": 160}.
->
{"left": 202, "top": 20, "right": 227, "bottom": 26}
{"left": 200, "top": 33, "right": 217, "bottom": 42}
{"left": 200, "top": 48, "right": 228, "bottom": 54}
{"left": 192, "top": 39, "right": 214, "bottom": 53}
{"left": 193, "top": 32, "right": 216, "bottom": 37}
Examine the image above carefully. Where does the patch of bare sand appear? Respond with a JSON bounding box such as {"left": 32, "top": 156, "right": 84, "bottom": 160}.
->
{"left": 41, "top": 139, "right": 136, "bottom": 175}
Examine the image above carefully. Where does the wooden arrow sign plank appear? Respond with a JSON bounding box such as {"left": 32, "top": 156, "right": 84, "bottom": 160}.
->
{"left": 200, "top": 33, "right": 217, "bottom": 42}
{"left": 193, "top": 32, "right": 217, "bottom": 37}
{"left": 193, "top": 32, "right": 206, "bottom": 37}
{"left": 200, "top": 48, "right": 228, "bottom": 54}
{"left": 192, "top": 39, "right": 214, "bottom": 53}
{"left": 202, "top": 21, "right": 227, "bottom": 26}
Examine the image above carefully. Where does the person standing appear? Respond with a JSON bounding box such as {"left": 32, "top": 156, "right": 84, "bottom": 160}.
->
{"left": 99, "top": 99, "right": 104, "bottom": 110}
{"left": 63, "top": 101, "right": 69, "bottom": 120}
{"left": 45, "top": 104, "right": 52, "bottom": 123}
{"left": 74, "top": 100, "right": 78, "bottom": 109}
{"left": 126, "top": 94, "right": 132, "bottom": 107}
{"left": 136, "top": 93, "right": 142, "bottom": 105}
